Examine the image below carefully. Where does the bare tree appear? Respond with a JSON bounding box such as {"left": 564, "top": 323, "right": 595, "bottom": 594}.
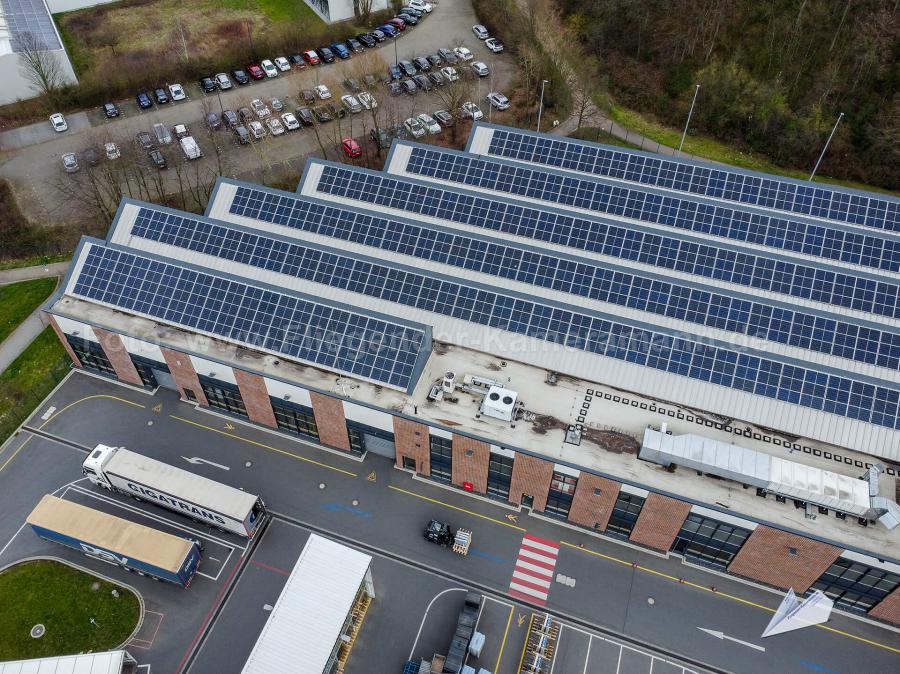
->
{"left": 16, "top": 31, "right": 65, "bottom": 100}
{"left": 353, "top": 0, "right": 375, "bottom": 23}
{"left": 432, "top": 75, "right": 475, "bottom": 145}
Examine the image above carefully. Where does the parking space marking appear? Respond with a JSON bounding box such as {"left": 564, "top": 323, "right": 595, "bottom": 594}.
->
{"left": 250, "top": 559, "right": 290, "bottom": 576}
{"left": 495, "top": 604, "right": 515, "bottom": 673}
{"left": 388, "top": 485, "right": 526, "bottom": 531}
{"left": 129, "top": 609, "right": 165, "bottom": 649}
{"left": 409, "top": 587, "right": 468, "bottom": 660}
{"left": 0, "top": 478, "right": 89, "bottom": 558}
{"left": 583, "top": 636, "right": 592, "bottom": 674}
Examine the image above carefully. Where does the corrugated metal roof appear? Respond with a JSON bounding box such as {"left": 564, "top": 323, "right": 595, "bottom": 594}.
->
{"left": 242, "top": 534, "right": 371, "bottom": 674}
{"left": 0, "top": 650, "right": 131, "bottom": 674}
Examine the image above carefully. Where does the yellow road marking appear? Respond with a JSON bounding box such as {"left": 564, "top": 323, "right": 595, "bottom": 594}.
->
{"left": 170, "top": 415, "right": 357, "bottom": 477}
{"left": 516, "top": 613, "right": 535, "bottom": 673}
{"left": 495, "top": 604, "right": 514, "bottom": 673}
{"left": 560, "top": 541, "right": 900, "bottom": 655}
{"left": 0, "top": 394, "right": 145, "bottom": 473}
{"left": 387, "top": 485, "right": 526, "bottom": 531}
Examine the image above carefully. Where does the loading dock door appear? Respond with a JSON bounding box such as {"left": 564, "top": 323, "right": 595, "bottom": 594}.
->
{"left": 152, "top": 368, "right": 178, "bottom": 391}
{"left": 364, "top": 433, "right": 395, "bottom": 459}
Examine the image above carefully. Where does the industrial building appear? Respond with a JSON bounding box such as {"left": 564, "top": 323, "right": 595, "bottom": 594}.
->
{"left": 300, "top": 0, "right": 389, "bottom": 24}
{"left": 44, "top": 124, "right": 900, "bottom": 626}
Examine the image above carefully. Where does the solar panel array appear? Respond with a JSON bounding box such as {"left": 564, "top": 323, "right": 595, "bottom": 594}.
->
{"left": 132, "top": 204, "right": 900, "bottom": 432}
{"left": 400, "top": 146, "right": 898, "bottom": 273}
{"left": 71, "top": 243, "right": 427, "bottom": 389}
{"left": 316, "top": 164, "right": 900, "bottom": 318}
{"left": 0, "top": 0, "right": 61, "bottom": 51}
{"left": 223, "top": 190, "right": 899, "bottom": 370}
{"left": 482, "top": 127, "right": 899, "bottom": 232}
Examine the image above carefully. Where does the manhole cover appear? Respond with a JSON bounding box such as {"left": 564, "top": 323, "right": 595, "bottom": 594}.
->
{"left": 318, "top": 482, "right": 326, "bottom": 490}
{"left": 351, "top": 499, "right": 359, "bottom": 506}
{"left": 31, "top": 624, "right": 45, "bottom": 638}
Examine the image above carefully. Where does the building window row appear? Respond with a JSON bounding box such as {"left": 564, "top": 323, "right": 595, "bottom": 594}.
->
{"left": 605, "top": 492, "right": 645, "bottom": 539}
{"left": 810, "top": 558, "right": 900, "bottom": 614}
{"left": 198, "top": 375, "right": 247, "bottom": 417}
{"left": 65, "top": 336, "right": 117, "bottom": 378}
{"left": 671, "top": 513, "right": 752, "bottom": 570}
{"left": 486, "top": 452, "right": 513, "bottom": 501}
{"left": 544, "top": 471, "right": 578, "bottom": 520}
{"left": 429, "top": 435, "right": 453, "bottom": 483}
{"left": 129, "top": 353, "right": 168, "bottom": 389}
{"left": 270, "top": 397, "right": 319, "bottom": 440}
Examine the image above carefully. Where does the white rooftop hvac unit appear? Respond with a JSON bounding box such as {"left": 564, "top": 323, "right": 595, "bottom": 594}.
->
{"left": 480, "top": 386, "right": 518, "bottom": 422}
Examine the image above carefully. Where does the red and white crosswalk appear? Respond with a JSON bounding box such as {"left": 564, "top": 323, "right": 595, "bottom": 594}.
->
{"left": 508, "top": 533, "right": 559, "bottom": 605}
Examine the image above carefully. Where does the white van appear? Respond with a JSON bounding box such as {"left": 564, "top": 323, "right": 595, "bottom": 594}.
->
{"left": 153, "top": 122, "right": 172, "bottom": 145}
{"left": 180, "top": 136, "right": 202, "bottom": 160}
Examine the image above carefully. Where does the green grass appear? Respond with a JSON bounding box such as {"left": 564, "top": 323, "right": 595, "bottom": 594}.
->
{"left": 0, "top": 254, "right": 70, "bottom": 273}
{"left": 255, "top": 0, "right": 321, "bottom": 23}
{"left": 0, "top": 278, "right": 58, "bottom": 344}
{"left": 0, "top": 559, "right": 140, "bottom": 659}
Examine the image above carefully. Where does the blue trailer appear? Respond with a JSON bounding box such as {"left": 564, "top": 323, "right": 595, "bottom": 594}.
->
{"left": 27, "top": 495, "right": 201, "bottom": 587}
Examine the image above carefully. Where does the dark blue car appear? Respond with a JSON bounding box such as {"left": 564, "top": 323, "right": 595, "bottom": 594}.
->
{"left": 379, "top": 24, "right": 397, "bottom": 37}
{"left": 316, "top": 46, "right": 335, "bottom": 63}
{"left": 331, "top": 42, "right": 351, "bottom": 59}
{"left": 135, "top": 92, "right": 153, "bottom": 109}
{"left": 389, "top": 63, "right": 402, "bottom": 80}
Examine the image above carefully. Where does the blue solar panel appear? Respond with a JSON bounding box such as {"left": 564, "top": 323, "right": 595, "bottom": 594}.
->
{"left": 128, "top": 205, "right": 900, "bottom": 432}
{"left": 215, "top": 191, "right": 900, "bottom": 370}
{"left": 71, "top": 244, "right": 427, "bottom": 390}
{"left": 0, "top": 0, "right": 61, "bottom": 51}
{"left": 482, "top": 127, "right": 899, "bottom": 232}
{"left": 313, "top": 164, "right": 899, "bottom": 319}
{"left": 399, "top": 146, "right": 898, "bottom": 274}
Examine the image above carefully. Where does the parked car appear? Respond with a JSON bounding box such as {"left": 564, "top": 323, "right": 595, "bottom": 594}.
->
{"left": 331, "top": 43, "right": 351, "bottom": 59}
{"left": 433, "top": 109, "right": 455, "bottom": 127}
{"left": 388, "top": 81, "right": 402, "bottom": 96}
{"left": 248, "top": 120, "right": 266, "bottom": 139}
{"left": 370, "top": 28, "right": 387, "bottom": 41}
{"left": 153, "top": 87, "right": 169, "bottom": 104}
{"left": 316, "top": 47, "right": 335, "bottom": 63}
{"left": 313, "top": 106, "right": 333, "bottom": 123}
{"left": 378, "top": 24, "right": 397, "bottom": 38}
{"left": 414, "top": 56, "right": 431, "bottom": 72}
{"left": 281, "top": 112, "right": 300, "bottom": 131}
{"left": 294, "top": 107, "right": 314, "bottom": 126}
{"left": 370, "top": 127, "right": 392, "bottom": 149}
{"left": 261, "top": 59, "right": 278, "bottom": 77}
{"left": 417, "top": 113, "right": 441, "bottom": 134}
{"left": 234, "top": 125, "right": 251, "bottom": 144}
{"left": 472, "top": 61, "right": 490, "bottom": 77}
{"left": 274, "top": 56, "right": 291, "bottom": 71}
{"left": 135, "top": 130, "right": 154, "bottom": 150}
{"left": 288, "top": 53, "right": 306, "bottom": 68}
{"left": 215, "top": 73, "right": 232, "bottom": 90}
{"left": 148, "top": 148, "right": 167, "bottom": 169}
{"left": 400, "top": 6, "right": 423, "bottom": 17}
{"left": 246, "top": 63, "right": 265, "bottom": 79}
{"left": 413, "top": 74, "right": 432, "bottom": 91}
{"left": 168, "top": 82, "right": 187, "bottom": 100}
{"left": 341, "top": 137, "right": 362, "bottom": 158}
{"left": 390, "top": 122, "right": 411, "bottom": 140}
{"left": 453, "top": 46, "right": 473, "bottom": 61}
{"left": 409, "top": 0, "right": 433, "bottom": 11}
{"left": 427, "top": 53, "right": 443, "bottom": 67}
{"left": 347, "top": 37, "right": 364, "bottom": 53}
{"left": 206, "top": 112, "right": 222, "bottom": 130}
{"left": 174, "top": 123, "right": 190, "bottom": 139}
{"left": 401, "top": 79, "right": 417, "bottom": 95}
{"left": 266, "top": 118, "right": 285, "bottom": 135}
{"left": 105, "top": 142, "right": 121, "bottom": 159}
{"left": 135, "top": 92, "right": 153, "bottom": 109}
{"left": 303, "top": 50, "right": 321, "bottom": 65}
{"left": 239, "top": 107, "right": 254, "bottom": 124}
{"left": 388, "top": 18, "right": 406, "bottom": 31}
{"left": 485, "top": 37, "right": 504, "bottom": 53}
{"left": 343, "top": 77, "right": 362, "bottom": 92}
{"left": 472, "top": 24, "right": 489, "bottom": 39}
{"left": 358, "top": 91, "right": 377, "bottom": 109}
{"left": 397, "top": 12, "right": 418, "bottom": 25}
{"left": 61, "top": 152, "right": 78, "bottom": 172}
{"left": 79, "top": 147, "right": 98, "bottom": 166}
{"left": 301, "top": 89, "right": 316, "bottom": 105}
{"left": 314, "top": 84, "right": 332, "bottom": 99}
{"left": 153, "top": 122, "right": 172, "bottom": 145}
{"left": 396, "top": 60, "right": 414, "bottom": 77}
{"left": 102, "top": 102, "right": 119, "bottom": 118}
{"left": 440, "top": 66, "right": 459, "bottom": 82}
{"left": 271, "top": 97, "right": 284, "bottom": 112}
{"left": 323, "top": 103, "right": 346, "bottom": 119}
{"left": 404, "top": 116, "right": 426, "bottom": 138}
{"left": 231, "top": 69, "right": 250, "bottom": 85}
{"left": 460, "top": 101, "right": 484, "bottom": 120}
{"left": 438, "top": 47, "right": 458, "bottom": 64}
{"left": 357, "top": 33, "right": 376, "bottom": 48}
{"left": 199, "top": 76, "right": 217, "bottom": 92}
{"left": 389, "top": 63, "right": 402, "bottom": 80}
{"left": 486, "top": 91, "right": 510, "bottom": 110}
{"left": 341, "top": 94, "right": 362, "bottom": 113}
{"left": 428, "top": 71, "right": 445, "bottom": 87}
{"left": 251, "top": 98, "right": 271, "bottom": 118}
{"left": 223, "top": 109, "right": 239, "bottom": 129}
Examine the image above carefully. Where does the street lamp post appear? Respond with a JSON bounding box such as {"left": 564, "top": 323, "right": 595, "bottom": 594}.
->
{"left": 678, "top": 84, "right": 700, "bottom": 153}
{"left": 536, "top": 79, "right": 549, "bottom": 132}
{"left": 809, "top": 112, "right": 844, "bottom": 181}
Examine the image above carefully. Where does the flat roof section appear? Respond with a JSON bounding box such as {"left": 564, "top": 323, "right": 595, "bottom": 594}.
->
{"left": 0, "top": 650, "right": 135, "bottom": 674}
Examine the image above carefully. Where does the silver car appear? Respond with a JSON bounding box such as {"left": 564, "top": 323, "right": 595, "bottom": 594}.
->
{"left": 341, "top": 95, "right": 362, "bottom": 113}
{"left": 61, "top": 152, "right": 78, "bottom": 172}
{"left": 215, "top": 73, "right": 232, "bottom": 90}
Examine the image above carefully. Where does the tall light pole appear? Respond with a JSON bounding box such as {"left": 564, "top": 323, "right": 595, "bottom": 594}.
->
{"left": 536, "top": 79, "right": 549, "bottom": 132}
{"left": 678, "top": 84, "right": 700, "bottom": 153}
{"left": 809, "top": 112, "right": 844, "bottom": 181}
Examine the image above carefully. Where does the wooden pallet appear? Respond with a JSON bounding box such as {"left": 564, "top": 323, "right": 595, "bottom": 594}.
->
{"left": 518, "top": 612, "right": 560, "bottom": 673}
{"left": 452, "top": 528, "right": 472, "bottom": 555}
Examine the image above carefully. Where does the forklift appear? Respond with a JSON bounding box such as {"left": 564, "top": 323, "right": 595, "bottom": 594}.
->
{"left": 424, "top": 519, "right": 471, "bottom": 555}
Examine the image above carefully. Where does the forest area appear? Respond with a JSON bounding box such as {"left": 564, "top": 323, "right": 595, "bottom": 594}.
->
{"left": 556, "top": 0, "right": 899, "bottom": 191}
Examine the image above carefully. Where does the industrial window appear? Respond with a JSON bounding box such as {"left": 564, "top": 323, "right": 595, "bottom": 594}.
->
{"left": 348, "top": 427, "right": 365, "bottom": 455}
{"left": 810, "top": 558, "right": 900, "bottom": 614}
{"left": 129, "top": 353, "right": 167, "bottom": 389}
{"left": 65, "top": 336, "right": 116, "bottom": 378}
{"left": 429, "top": 435, "right": 452, "bottom": 484}
{"left": 270, "top": 397, "right": 319, "bottom": 441}
{"left": 198, "top": 375, "right": 247, "bottom": 417}
{"left": 486, "top": 452, "right": 514, "bottom": 501}
{"left": 544, "top": 471, "right": 577, "bottom": 520}
{"left": 605, "top": 492, "right": 645, "bottom": 539}
{"left": 671, "top": 513, "right": 751, "bottom": 570}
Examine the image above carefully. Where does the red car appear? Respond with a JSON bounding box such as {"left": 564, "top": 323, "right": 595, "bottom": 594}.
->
{"left": 303, "top": 50, "right": 321, "bottom": 65}
{"left": 341, "top": 137, "right": 361, "bottom": 158}
{"left": 388, "top": 18, "right": 406, "bottom": 31}
{"left": 246, "top": 63, "right": 265, "bottom": 80}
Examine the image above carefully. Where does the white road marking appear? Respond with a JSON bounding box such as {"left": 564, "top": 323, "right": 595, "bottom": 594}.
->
{"left": 583, "top": 635, "right": 593, "bottom": 674}
{"left": 515, "top": 558, "right": 555, "bottom": 577}
{"left": 520, "top": 538, "right": 560, "bottom": 555}
{"left": 616, "top": 644, "right": 623, "bottom": 674}
{"left": 182, "top": 456, "right": 230, "bottom": 471}
{"left": 40, "top": 406, "right": 56, "bottom": 420}
{"left": 409, "top": 587, "right": 468, "bottom": 660}
{"left": 697, "top": 627, "right": 766, "bottom": 652}
{"left": 509, "top": 581, "right": 548, "bottom": 599}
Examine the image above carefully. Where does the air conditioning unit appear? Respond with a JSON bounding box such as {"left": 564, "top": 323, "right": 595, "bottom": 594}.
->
{"left": 480, "top": 386, "right": 518, "bottom": 422}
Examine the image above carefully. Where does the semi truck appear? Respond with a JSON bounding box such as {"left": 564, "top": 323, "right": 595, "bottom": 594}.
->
{"left": 27, "top": 495, "right": 202, "bottom": 587}
{"left": 83, "top": 444, "right": 267, "bottom": 538}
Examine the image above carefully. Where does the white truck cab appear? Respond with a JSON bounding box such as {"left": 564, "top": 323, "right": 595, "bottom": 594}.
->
{"left": 82, "top": 444, "right": 116, "bottom": 489}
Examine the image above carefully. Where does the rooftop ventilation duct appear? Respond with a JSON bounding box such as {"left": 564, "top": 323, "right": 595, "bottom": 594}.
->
{"left": 480, "top": 386, "right": 518, "bottom": 422}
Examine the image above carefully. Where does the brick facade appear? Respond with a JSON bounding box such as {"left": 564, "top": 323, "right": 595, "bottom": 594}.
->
{"left": 629, "top": 493, "right": 691, "bottom": 552}
{"left": 868, "top": 585, "right": 900, "bottom": 626}
{"left": 47, "top": 315, "right": 82, "bottom": 368}
{"left": 726, "top": 526, "right": 841, "bottom": 593}
{"left": 93, "top": 327, "right": 142, "bottom": 387}
{"left": 451, "top": 435, "right": 490, "bottom": 493}
{"left": 567, "top": 473, "right": 622, "bottom": 531}
{"left": 309, "top": 392, "right": 351, "bottom": 451}
{"left": 508, "top": 453, "right": 554, "bottom": 511}
{"left": 233, "top": 369, "right": 277, "bottom": 429}
{"left": 393, "top": 417, "right": 430, "bottom": 476}
{"left": 160, "top": 347, "right": 208, "bottom": 406}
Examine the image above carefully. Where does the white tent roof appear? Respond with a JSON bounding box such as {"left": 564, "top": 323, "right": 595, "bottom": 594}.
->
{"left": 242, "top": 534, "right": 372, "bottom": 674}
{"left": 0, "top": 650, "right": 133, "bottom": 674}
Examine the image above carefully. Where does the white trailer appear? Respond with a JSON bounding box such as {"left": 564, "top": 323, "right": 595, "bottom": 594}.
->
{"left": 83, "top": 445, "right": 266, "bottom": 537}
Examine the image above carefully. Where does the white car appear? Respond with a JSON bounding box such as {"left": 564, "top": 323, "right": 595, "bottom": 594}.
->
{"left": 105, "top": 142, "right": 121, "bottom": 160}
{"left": 168, "top": 83, "right": 186, "bottom": 101}
{"left": 453, "top": 46, "right": 473, "bottom": 61}
{"left": 248, "top": 120, "right": 266, "bottom": 139}
{"left": 49, "top": 113, "right": 67, "bottom": 132}
{"left": 460, "top": 101, "right": 483, "bottom": 120}
{"left": 472, "top": 24, "right": 489, "bottom": 39}
{"left": 281, "top": 112, "right": 300, "bottom": 131}
{"left": 274, "top": 56, "right": 291, "bottom": 72}
{"left": 417, "top": 113, "right": 441, "bottom": 135}
{"left": 271, "top": 98, "right": 284, "bottom": 112}
{"left": 440, "top": 66, "right": 459, "bottom": 82}
{"left": 486, "top": 92, "right": 510, "bottom": 110}
{"left": 315, "top": 84, "right": 332, "bottom": 100}
{"left": 357, "top": 91, "right": 377, "bottom": 110}
{"left": 251, "top": 98, "right": 271, "bottom": 118}
{"left": 408, "top": 0, "right": 432, "bottom": 12}
{"left": 341, "top": 94, "right": 362, "bottom": 113}
{"left": 266, "top": 118, "right": 285, "bottom": 136}
{"left": 485, "top": 37, "right": 504, "bottom": 53}
{"left": 472, "top": 61, "right": 490, "bottom": 77}
{"left": 404, "top": 116, "right": 426, "bottom": 138}
{"left": 215, "top": 73, "right": 232, "bottom": 90}
{"left": 61, "top": 152, "right": 78, "bottom": 172}
{"left": 261, "top": 59, "right": 278, "bottom": 77}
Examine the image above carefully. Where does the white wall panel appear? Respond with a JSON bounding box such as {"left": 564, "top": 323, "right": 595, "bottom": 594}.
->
{"left": 264, "top": 378, "right": 312, "bottom": 406}
{"left": 190, "top": 354, "right": 236, "bottom": 383}
{"left": 343, "top": 402, "right": 394, "bottom": 432}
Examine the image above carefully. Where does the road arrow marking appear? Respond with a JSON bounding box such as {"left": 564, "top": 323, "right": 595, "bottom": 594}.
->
{"left": 182, "top": 456, "right": 230, "bottom": 471}
{"left": 152, "top": 403, "right": 162, "bottom": 413}
{"left": 506, "top": 514, "right": 518, "bottom": 523}
{"left": 517, "top": 613, "right": 526, "bottom": 627}
{"left": 224, "top": 422, "right": 235, "bottom": 431}
{"left": 697, "top": 627, "right": 766, "bottom": 652}
{"left": 367, "top": 470, "right": 376, "bottom": 482}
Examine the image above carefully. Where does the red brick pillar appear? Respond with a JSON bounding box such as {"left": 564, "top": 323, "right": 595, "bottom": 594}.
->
{"left": 629, "top": 493, "right": 691, "bottom": 552}
{"left": 394, "top": 417, "right": 430, "bottom": 476}
{"left": 451, "top": 435, "right": 489, "bottom": 493}
{"left": 233, "top": 369, "right": 277, "bottom": 428}
{"left": 508, "top": 453, "right": 553, "bottom": 511}
{"left": 869, "top": 585, "right": 900, "bottom": 626}
{"left": 93, "top": 327, "right": 142, "bottom": 386}
{"left": 309, "top": 392, "right": 351, "bottom": 451}
{"left": 726, "top": 526, "right": 841, "bottom": 592}
{"left": 160, "top": 347, "right": 208, "bottom": 406}
{"left": 567, "top": 473, "right": 621, "bottom": 531}
{"left": 47, "top": 315, "right": 82, "bottom": 368}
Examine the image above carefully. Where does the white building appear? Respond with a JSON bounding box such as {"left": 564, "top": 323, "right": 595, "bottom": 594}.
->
{"left": 301, "top": 0, "right": 389, "bottom": 24}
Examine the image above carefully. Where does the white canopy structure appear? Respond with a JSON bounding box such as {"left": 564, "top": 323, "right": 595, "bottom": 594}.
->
{"left": 0, "top": 650, "right": 136, "bottom": 674}
{"left": 762, "top": 589, "right": 834, "bottom": 638}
